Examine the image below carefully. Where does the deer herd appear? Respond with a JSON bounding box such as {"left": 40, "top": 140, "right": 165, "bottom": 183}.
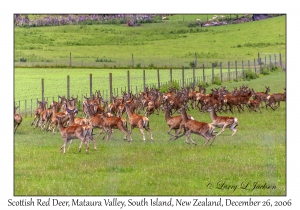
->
{"left": 14, "top": 84, "right": 286, "bottom": 154}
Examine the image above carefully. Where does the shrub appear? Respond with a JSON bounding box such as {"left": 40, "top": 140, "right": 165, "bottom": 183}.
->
{"left": 136, "top": 63, "right": 142, "bottom": 69}
{"left": 261, "top": 67, "right": 270, "bottom": 75}
{"left": 159, "top": 80, "right": 180, "bottom": 93}
{"left": 199, "top": 81, "right": 210, "bottom": 88}
{"left": 213, "top": 76, "right": 222, "bottom": 85}
{"left": 245, "top": 69, "right": 259, "bottom": 80}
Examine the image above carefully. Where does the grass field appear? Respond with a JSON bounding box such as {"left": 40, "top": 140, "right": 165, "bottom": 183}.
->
{"left": 13, "top": 14, "right": 287, "bottom": 197}
{"left": 14, "top": 15, "right": 286, "bottom": 67}
{"left": 14, "top": 69, "right": 286, "bottom": 196}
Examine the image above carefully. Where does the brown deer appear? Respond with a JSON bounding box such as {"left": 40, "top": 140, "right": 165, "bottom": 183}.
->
{"left": 266, "top": 88, "right": 286, "bottom": 110}
{"left": 83, "top": 102, "right": 106, "bottom": 139}
{"left": 124, "top": 99, "right": 153, "bottom": 142}
{"left": 14, "top": 106, "right": 22, "bottom": 133}
{"left": 31, "top": 101, "right": 47, "bottom": 127}
{"left": 253, "top": 86, "right": 270, "bottom": 108}
{"left": 37, "top": 107, "right": 53, "bottom": 130}
{"left": 207, "top": 105, "right": 238, "bottom": 136}
{"left": 175, "top": 105, "right": 216, "bottom": 146}
{"left": 56, "top": 115, "right": 90, "bottom": 154}
{"left": 161, "top": 103, "right": 194, "bottom": 141}
{"left": 100, "top": 112, "right": 130, "bottom": 141}
{"left": 47, "top": 102, "right": 68, "bottom": 134}
{"left": 65, "top": 106, "right": 97, "bottom": 152}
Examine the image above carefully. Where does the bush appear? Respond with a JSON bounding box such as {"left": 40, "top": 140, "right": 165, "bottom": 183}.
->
{"left": 261, "top": 67, "right": 270, "bottom": 75}
{"left": 199, "top": 81, "right": 210, "bottom": 88}
{"left": 213, "top": 76, "right": 222, "bottom": 85}
{"left": 136, "top": 63, "right": 142, "bottom": 69}
{"left": 245, "top": 69, "right": 259, "bottom": 80}
{"left": 159, "top": 80, "right": 180, "bottom": 93}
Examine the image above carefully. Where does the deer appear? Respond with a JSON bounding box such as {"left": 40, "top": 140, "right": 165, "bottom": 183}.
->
{"left": 100, "top": 112, "right": 130, "bottom": 141}
{"left": 174, "top": 104, "right": 216, "bottom": 146}
{"left": 14, "top": 106, "right": 23, "bottom": 133}
{"left": 83, "top": 101, "right": 106, "bottom": 139}
{"left": 37, "top": 107, "right": 53, "bottom": 130}
{"left": 47, "top": 102, "right": 68, "bottom": 134}
{"left": 266, "top": 88, "right": 286, "bottom": 110}
{"left": 206, "top": 105, "right": 238, "bottom": 136}
{"left": 31, "top": 101, "right": 47, "bottom": 127}
{"left": 161, "top": 103, "right": 194, "bottom": 141}
{"left": 65, "top": 106, "right": 97, "bottom": 152}
{"left": 124, "top": 99, "right": 153, "bottom": 142}
{"left": 252, "top": 86, "right": 270, "bottom": 108}
{"left": 56, "top": 115, "right": 90, "bottom": 154}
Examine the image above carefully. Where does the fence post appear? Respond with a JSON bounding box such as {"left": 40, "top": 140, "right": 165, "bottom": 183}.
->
{"left": 242, "top": 61, "right": 245, "bottom": 79}
{"left": 248, "top": 60, "right": 250, "bottom": 70}
{"left": 131, "top": 54, "right": 134, "bottom": 68}
{"left": 67, "top": 75, "right": 70, "bottom": 99}
{"left": 69, "top": 52, "right": 72, "bottom": 67}
{"left": 182, "top": 66, "right": 185, "bottom": 87}
{"left": 235, "top": 61, "right": 238, "bottom": 81}
{"left": 192, "top": 66, "right": 195, "bottom": 87}
{"left": 157, "top": 69, "right": 160, "bottom": 89}
{"left": 274, "top": 54, "right": 277, "bottom": 66}
{"left": 127, "top": 70, "right": 130, "bottom": 93}
{"left": 228, "top": 61, "right": 230, "bottom": 81}
{"left": 143, "top": 70, "right": 146, "bottom": 92}
{"left": 109, "top": 73, "right": 113, "bottom": 103}
{"left": 212, "top": 63, "right": 214, "bottom": 84}
{"left": 41, "top": 78, "right": 44, "bottom": 102}
{"left": 220, "top": 62, "right": 223, "bottom": 82}
{"left": 194, "top": 52, "right": 197, "bottom": 68}
{"left": 201, "top": 64, "right": 205, "bottom": 83}
{"left": 90, "top": 74, "right": 92, "bottom": 96}
{"left": 279, "top": 53, "right": 282, "bottom": 67}
{"left": 254, "top": 59, "right": 257, "bottom": 74}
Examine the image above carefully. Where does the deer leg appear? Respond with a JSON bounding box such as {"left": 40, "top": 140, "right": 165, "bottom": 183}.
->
{"left": 209, "top": 136, "right": 217, "bottom": 146}
{"left": 67, "top": 140, "right": 73, "bottom": 150}
{"left": 202, "top": 136, "right": 211, "bottom": 147}
{"left": 216, "top": 124, "right": 227, "bottom": 136}
{"left": 139, "top": 128, "right": 146, "bottom": 142}
{"left": 144, "top": 126, "right": 153, "bottom": 141}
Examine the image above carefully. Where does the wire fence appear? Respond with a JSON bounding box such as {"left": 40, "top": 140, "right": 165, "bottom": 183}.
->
{"left": 14, "top": 53, "right": 286, "bottom": 117}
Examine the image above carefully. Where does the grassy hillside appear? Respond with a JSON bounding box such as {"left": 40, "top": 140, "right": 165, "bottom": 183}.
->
{"left": 14, "top": 15, "right": 286, "bottom": 66}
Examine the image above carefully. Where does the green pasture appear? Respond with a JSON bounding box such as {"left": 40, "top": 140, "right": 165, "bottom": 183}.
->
{"left": 14, "top": 70, "right": 286, "bottom": 196}
{"left": 13, "top": 14, "right": 286, "bottom": 196}
{"left": 14, "top": 15, "right": 286, "bottom": 67}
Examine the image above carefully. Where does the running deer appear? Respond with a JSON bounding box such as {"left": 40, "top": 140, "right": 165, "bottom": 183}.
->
{"left": 124, "top": 99, "right": 153, "bottom": 142}
{"left": 266, "top": 88, "right": 286, "bottom": 110}
{"left": 83, "top": 101, "right": 106, "bottom": 139}
{"left": 56, "top": 115, "right": 90, "bottom": 154}
{"left": 14, "top": 106, "right": 22, "bottom": 133}
{"left": 206, "top": 105, "right": 238, "bottom": 136}
{"left": 175, "top": 105, "right": 216, "bottom": 146}
{"left": 66, "top": 106, "right": 97, "bottom": 151}
{"left": 100, "top": 112, "right": 130, "bottom": 141}
{"left": 161, "top": 103, "right": 194, "bottom": 141}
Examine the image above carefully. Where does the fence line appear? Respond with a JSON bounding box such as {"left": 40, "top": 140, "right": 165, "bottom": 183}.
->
{"left": 14, "top": 55, "right": 285, "bottom": 117}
